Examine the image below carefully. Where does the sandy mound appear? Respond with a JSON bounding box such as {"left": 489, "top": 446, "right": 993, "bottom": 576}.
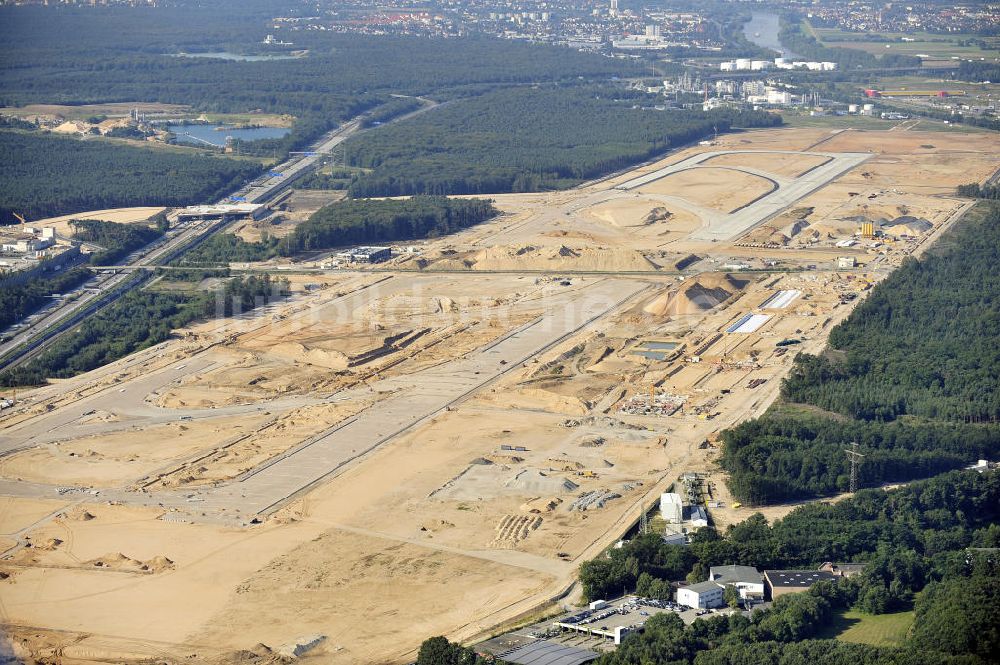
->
{"left": 37, "top": 538, "right": 63, "bottom": 551}
{"left": 505, "top": 470, "right": 579, "bottom": 494}
{"left": 643, "top": 207, "right": 673, "bottom": 225}
{"left": 482, "top": 387, "right": 589, "bottom": 415}
{"left": 469, "top": 245, "right": 657, "bottom": 272}
{"left": 266, "top": 342, "right": 349, "bottom": 370}
{"left": 885, "top": 215, "right": 932, "bottom": 234}
{"left": 86, "top": 552, "right": 147, "bottom": 572}
{"left": 84, "top": 552, "right": 175, "bottom": 573}
{"left": 644, "top": 273, "right": 746, "bottom": 317}
{"left": 79, "top": 410, "right": 119, "bottom": 424}
{"left": 59, "top": 507, "right": 96, "bottom": 521}
{"left": 145, "top": 555, "right": 176, "bottom": 573}
{"left": 521, "top": 496, "right": 563, "bottom": 513}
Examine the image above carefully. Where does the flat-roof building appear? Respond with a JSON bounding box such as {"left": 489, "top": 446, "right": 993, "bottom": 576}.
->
{"left": 660, "top": 492, "right": 683, "bottom": 524}
{"left": 818, "top": 562, "right": 866, "bottom": 578}
{"left": 677, "top": 580, "right": 724, "bottom": 609}
{"left": 495, "top": 640, "right": 597, "bottom": 665}
{"left": 764, "top": 570, "right": 838, "bottom": 599}
{"left": 335, "top": 246, "right": 391, "bottom": 264}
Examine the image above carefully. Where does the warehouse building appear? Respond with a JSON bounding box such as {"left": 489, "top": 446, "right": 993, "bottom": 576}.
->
{"left": 335, "top": 246, "right": 391, "bottom": 264}
{"left": 764, "top": 570, "right": 838, "bottom": 599}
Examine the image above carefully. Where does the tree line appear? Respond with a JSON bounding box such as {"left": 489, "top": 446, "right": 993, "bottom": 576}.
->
{"left": 721, "top": 202, "right": 1000, "bottom": 504}
{"left": 282, "top": 196, "right": 498, "bottom": 254}
{"left": 342, "top": 87, "right": 782, "bottom": 198}
{"left": 177, "top": 197, "right": 499, "bottom": 266}
{"left": 70, "top": 219, "right": 163, "bottom": 265}
{"left": 0, "top": 131, "right": 262, "bottom": 225}
{"left": 957, "top": 183, "right": 1000, "bottom": 200}
{"left": 0, "top": 274, "right": 288, "bottom": 387}
{"left": 422, "top": 469, "right": 999, "bottom": 664}
{"left": 0, "top": 267, "right": 91, "bottom": 331}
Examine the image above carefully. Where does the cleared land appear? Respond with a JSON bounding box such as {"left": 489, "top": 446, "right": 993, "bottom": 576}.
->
{"left": 0, "top": 126, "right": 997, "bottom": 664}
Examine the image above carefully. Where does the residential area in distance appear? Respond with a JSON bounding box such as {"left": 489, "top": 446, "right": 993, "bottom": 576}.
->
{"left": 0, "top": 1, "right": 998, "bottom": 665}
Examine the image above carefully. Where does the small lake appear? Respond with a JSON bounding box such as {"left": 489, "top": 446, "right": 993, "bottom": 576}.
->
{"left": 171, "top": 51, "right": 300, "bottom": 61}
{"left": 167, "top": 124, "right": 290, "bottom": 147}
{"left": 743, "top": 12, "right": 801, "bottom": 59}
{"left": 631, "top": 350, "right": 669, "bottom": 361}
{"left": 642, "top": 341, "right": 679, "bottom": 350}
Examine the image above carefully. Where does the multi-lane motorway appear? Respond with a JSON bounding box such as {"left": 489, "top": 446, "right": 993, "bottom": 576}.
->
{"left": 0, "top": 105, "right": 416, "bottom": 373}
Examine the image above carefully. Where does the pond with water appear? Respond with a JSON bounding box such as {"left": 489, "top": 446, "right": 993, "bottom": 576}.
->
{"left": 167, "top": 124, "right": 290, "bottom": 147}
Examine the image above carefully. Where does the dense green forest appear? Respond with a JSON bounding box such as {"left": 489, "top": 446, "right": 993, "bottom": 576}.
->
{"left": 70, "top": 219, "right": 163, "bottom": 265}
{"left": 422, "top": 469, "right": 999, "bottom": 664}
{"left": 720, "top": 202, "right": 1000, "bottom": 504}
{"left": 0, "top": 267, "right": 91, "bottom": 331}
{"left": 282, "top": 196, "right": 498, "bottom": 254}
{"left": 177, "top": 233, "right": 279, "bottom": 266}
{"left": 177, "top": 197, "right": 498, "bottom": 266}
{"left": 0, "top": 132, "right": 261, "bottom": 225}
{"left": 0, "top": 274, "right": 288, "bottom": 386}
{"left": 0, "top": 4, "right": 632, "bottom": 157}
{"left": 343, "top": 88, "right": 782, "bottom": 197}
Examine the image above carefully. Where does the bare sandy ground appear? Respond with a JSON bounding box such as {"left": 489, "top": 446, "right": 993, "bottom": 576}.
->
{"left": 26, "top": 207, "right": 166, "bottom": 238}
{"left": 1, "top": 126, "right": 998, "bottom": 664}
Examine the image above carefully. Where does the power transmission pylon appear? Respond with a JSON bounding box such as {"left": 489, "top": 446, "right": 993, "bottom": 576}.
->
{"left": 845, "top": 442, "right": 866, "bottom": 493}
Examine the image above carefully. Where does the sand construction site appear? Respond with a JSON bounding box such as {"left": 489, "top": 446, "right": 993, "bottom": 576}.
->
{"left": 0, "top": 125, "right": 998, "bottom": 664}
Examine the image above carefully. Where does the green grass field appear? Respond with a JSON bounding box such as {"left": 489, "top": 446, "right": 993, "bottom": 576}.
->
{"left": 780, "top": 112, "right": 988, "bottom": 134}
{"left": 810, "top": 25, "right": 998, "bottom": 61}
{"left": 818, "top": 609, "right": 915, "bottom": 646}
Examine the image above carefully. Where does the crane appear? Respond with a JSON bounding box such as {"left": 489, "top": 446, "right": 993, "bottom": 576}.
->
{"left": 12, "top": 213, "right": 26, "bottom": 225}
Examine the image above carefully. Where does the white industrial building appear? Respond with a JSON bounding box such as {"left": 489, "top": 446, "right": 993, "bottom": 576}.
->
{"left": 677, "top": 581, "right": 724, "bottom": 609}
{"left": 725, "top": 58, "right": 837, "bottom": 72}
{"left": 660, "top": 492, "right": 683, "bottom": 523}
{"left": 335, "top": 246, "right": 391, "bottom": 264}
{"left": 709, "top": 565, "right": 765, "bottom": 599}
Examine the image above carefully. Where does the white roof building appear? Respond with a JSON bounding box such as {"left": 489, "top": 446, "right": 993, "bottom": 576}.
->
{"left": 677, "top": 581, "right": 724, "bottom": 609}
{"left": 660, "top": 492, "right": 683, "bottom": 523}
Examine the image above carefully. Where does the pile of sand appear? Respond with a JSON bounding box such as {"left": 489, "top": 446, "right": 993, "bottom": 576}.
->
{"left": 504, "top": 469, "right": 579, "bottom": 494}
{"left": 884, "top": 215, "right": 932, "bottom": 234}
{"left": 643, "top": 207, "right": 673, "bottom": 225}
{"left": 79, "top": 410, "right": 119, "bottom": 424}
{"left": 85, "top": 552, "right": 174, "bottom": 573}
{"left": 521, "top": 496, "right": 563, "bottom": 513}
{"left": 644, "top": 274, "right": 746, "bottom": 317}
{"left": 482, "top": 387, "right": 588, "bottom": 415}
{"left": 59, "top": 507, "right": 96, "bottom": 521}
{"left": 266, "top": 342, "right": 350, "bottom": 370}
{"left": 468, "top": 245, "right": 657, "bottom": 272}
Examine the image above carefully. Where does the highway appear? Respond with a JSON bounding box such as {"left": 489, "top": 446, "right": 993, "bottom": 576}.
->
{"left": 0, "top": 100, "right": 435, "bottom": 374}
